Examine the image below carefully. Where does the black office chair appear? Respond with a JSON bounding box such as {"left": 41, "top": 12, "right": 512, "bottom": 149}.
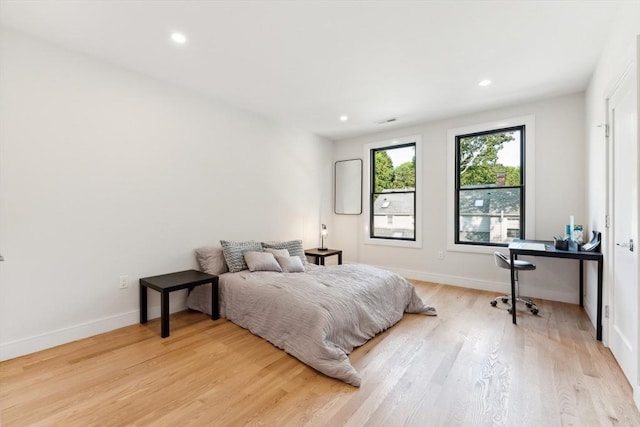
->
{"left": 491, "top": 252, "right": 539, "bottom": 315}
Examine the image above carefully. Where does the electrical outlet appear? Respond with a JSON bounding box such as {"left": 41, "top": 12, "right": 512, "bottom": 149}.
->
{"left": 119, "top": 275, "right": 129, "bottom": 289}
{"left": 437, "top": 251, "right": 444, "bottom": 260}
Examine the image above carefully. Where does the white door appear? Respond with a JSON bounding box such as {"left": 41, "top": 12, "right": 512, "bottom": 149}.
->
{"left": 609, "top": 63, "right": 639, "bottom": 397}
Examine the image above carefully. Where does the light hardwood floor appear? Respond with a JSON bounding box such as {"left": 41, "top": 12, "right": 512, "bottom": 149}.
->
{"left": 2, "top": 281, "right": 639, "bottom": 426}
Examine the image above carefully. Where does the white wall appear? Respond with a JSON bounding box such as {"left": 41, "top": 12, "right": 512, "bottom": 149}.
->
{"left": 333, "top": 93, "right": 586, "bottom": 304}
{"left": 0, "top": 29, "right": 332, "bottom": 360}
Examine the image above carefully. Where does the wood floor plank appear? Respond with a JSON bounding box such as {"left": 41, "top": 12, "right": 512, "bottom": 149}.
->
{"left": 2, "top": 281, "right": 639, "bottom": 426}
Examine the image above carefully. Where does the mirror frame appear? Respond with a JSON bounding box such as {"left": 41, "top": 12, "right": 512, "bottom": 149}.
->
{"left": 334, "top": 158, "right": 363, "bottom": 215}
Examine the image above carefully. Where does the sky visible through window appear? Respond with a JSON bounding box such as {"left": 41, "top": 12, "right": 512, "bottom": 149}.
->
{"left": 386, "top": 133, "right": 518, "bottom": 168}
{"left": 497, "top": 131, "right": 520, "bottom": 166}
{"left": 387, "top": 145, "right": 415, "bottom": 167}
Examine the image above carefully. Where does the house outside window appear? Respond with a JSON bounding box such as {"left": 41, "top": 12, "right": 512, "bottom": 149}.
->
{"left": 455, "top": 125, "right": 525, "bottom": 246}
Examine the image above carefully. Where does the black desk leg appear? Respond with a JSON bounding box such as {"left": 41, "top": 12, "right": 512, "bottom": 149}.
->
{"left": 211, "top": 280, "right": 220, "bottom": 320}
{"left": 597, "top": 258, "right": 604, "bottom": 341}
{"left": 140, "top": 284, "right": 148, "bottom": 324}
{"left": 320, "top": 257, "right": 325, "bottom": 266}
{"left": 579, "top": 259, "right": 584, "bottom": 307}
{"left": 161, "top": 290, "right": 170, "bottom": 338}
{"left": 510, "top": 252, "right": 517, "bottom": 325}
{"left": 338, "top": 253, "right": 342, "bottom": 265}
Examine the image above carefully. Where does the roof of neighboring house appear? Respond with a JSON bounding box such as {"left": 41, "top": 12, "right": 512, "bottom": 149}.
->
{"left": 373, "top": 191, "right": 414, "bottom": 215}
{"left": 458, "top": 187, "right": 520, "bottom": 215}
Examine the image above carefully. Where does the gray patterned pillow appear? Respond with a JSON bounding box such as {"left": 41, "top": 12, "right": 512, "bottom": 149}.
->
{"left": 262, "top": 240, "right": 305, "bottom": 263}
{"left": 220, "top": 240, "right": 263, "bottom": 273}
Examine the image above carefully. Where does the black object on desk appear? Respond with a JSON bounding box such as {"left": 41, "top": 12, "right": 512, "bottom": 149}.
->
{"left": 140, "top": 270, "right": 219, "bottom": 338}
{"left": 508, "top": 239, "right": 604, "bottom": 340}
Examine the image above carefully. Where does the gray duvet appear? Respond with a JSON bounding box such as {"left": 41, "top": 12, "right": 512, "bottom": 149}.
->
{"left": 186, "top": 263, "right": 436, "bottom": 386}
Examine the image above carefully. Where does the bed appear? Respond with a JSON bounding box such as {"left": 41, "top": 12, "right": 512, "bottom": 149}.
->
{"left": 186, "top": 242, "right": 436, "bottom": 386}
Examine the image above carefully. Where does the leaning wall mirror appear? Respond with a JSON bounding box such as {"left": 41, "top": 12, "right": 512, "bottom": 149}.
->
{"left": 334, "top": 158, "right": 362, "bottom": 215}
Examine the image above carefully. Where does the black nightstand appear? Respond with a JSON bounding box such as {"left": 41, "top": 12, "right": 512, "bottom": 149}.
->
{"left": 304, "top": 248, "right": 342, "bottom": 266}
{"left": 140, "top": 270, "right": 219, "bottom": 338}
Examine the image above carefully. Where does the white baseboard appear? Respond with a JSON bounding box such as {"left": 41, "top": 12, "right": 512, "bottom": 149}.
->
{"left": 367, "top": 264, "right": 578, "bottom": 305}
{"left": 635, "top": 384, "right": 640, "bottom": 411}
{"left": 0, "top": 302, "right": 186, "bottom": 362}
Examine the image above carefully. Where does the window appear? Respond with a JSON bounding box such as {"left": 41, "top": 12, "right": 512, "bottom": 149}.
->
{"left": 370, "top": 143, "right": 416, "bottom": 240}
{"left": 507, "top": 228, "right": 520, "bottom": 238}
{"left": 364, "top": 135, "right": 422, "bottom": 248}
{"left": 455, "top": 125, "right": 525, "bottom": 246}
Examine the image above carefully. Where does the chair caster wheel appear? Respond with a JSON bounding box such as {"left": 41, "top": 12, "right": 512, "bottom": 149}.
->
{"left": 508, "top": 308, "right": 513, "bottom": 314}
{"left": 490, "top": 300, "right": 497, "bottom": 307}
{"left": 501, "top": 297, "right": 509, "bottom": 304}
{"left": 531, "top": 308, "right": 539, "bottom": 315}
{"left": 525, "top": 302, "right": 532, "bottom": 308}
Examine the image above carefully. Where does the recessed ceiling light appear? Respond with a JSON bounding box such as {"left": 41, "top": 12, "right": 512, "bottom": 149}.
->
{"left": 479, "top": 79, "right": 492, "bottom": 87}
{"left": 339, "top": 115, "right": 349, "bottom": 122}
{"left": 171, "top": 32, "right": 187, "bottom": 44}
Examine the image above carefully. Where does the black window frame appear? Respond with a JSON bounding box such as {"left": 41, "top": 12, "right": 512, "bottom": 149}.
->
{"left": 454, "top": 125, "right": 526, "bottom": 247}
{"left": 369, "top": 142, "right": 417, "bottom": 242}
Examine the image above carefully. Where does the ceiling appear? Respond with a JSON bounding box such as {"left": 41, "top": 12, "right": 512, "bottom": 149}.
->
{"left": 0, "top": 1, "right": 631, "bottom": 140}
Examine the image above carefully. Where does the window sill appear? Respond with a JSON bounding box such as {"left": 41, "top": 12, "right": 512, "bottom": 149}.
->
{"left": 446, "top": 242, "right": 507, "bottom": 254}
{"left": 365, "top": 237, "right": 422, "bottom": 249}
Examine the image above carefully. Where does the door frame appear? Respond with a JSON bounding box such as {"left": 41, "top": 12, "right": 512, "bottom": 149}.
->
{"left": 605, "top": 37, "right": 640, "bottom": 410}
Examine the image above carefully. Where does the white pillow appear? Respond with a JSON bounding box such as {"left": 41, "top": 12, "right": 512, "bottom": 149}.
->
{"left": 195, "top": 246, "right": 229, "bottom": 275}
{"left": 276, "top": 255, "right": 305, "bottom": 273}
{"left": 243, "top": 251, "right": 282, "bottom": 272}
{"left": 264, "top": 248, "right": 290, "bottom": 258}
{"left": 262, "top": 240, "right": 305, "bottom": 263}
